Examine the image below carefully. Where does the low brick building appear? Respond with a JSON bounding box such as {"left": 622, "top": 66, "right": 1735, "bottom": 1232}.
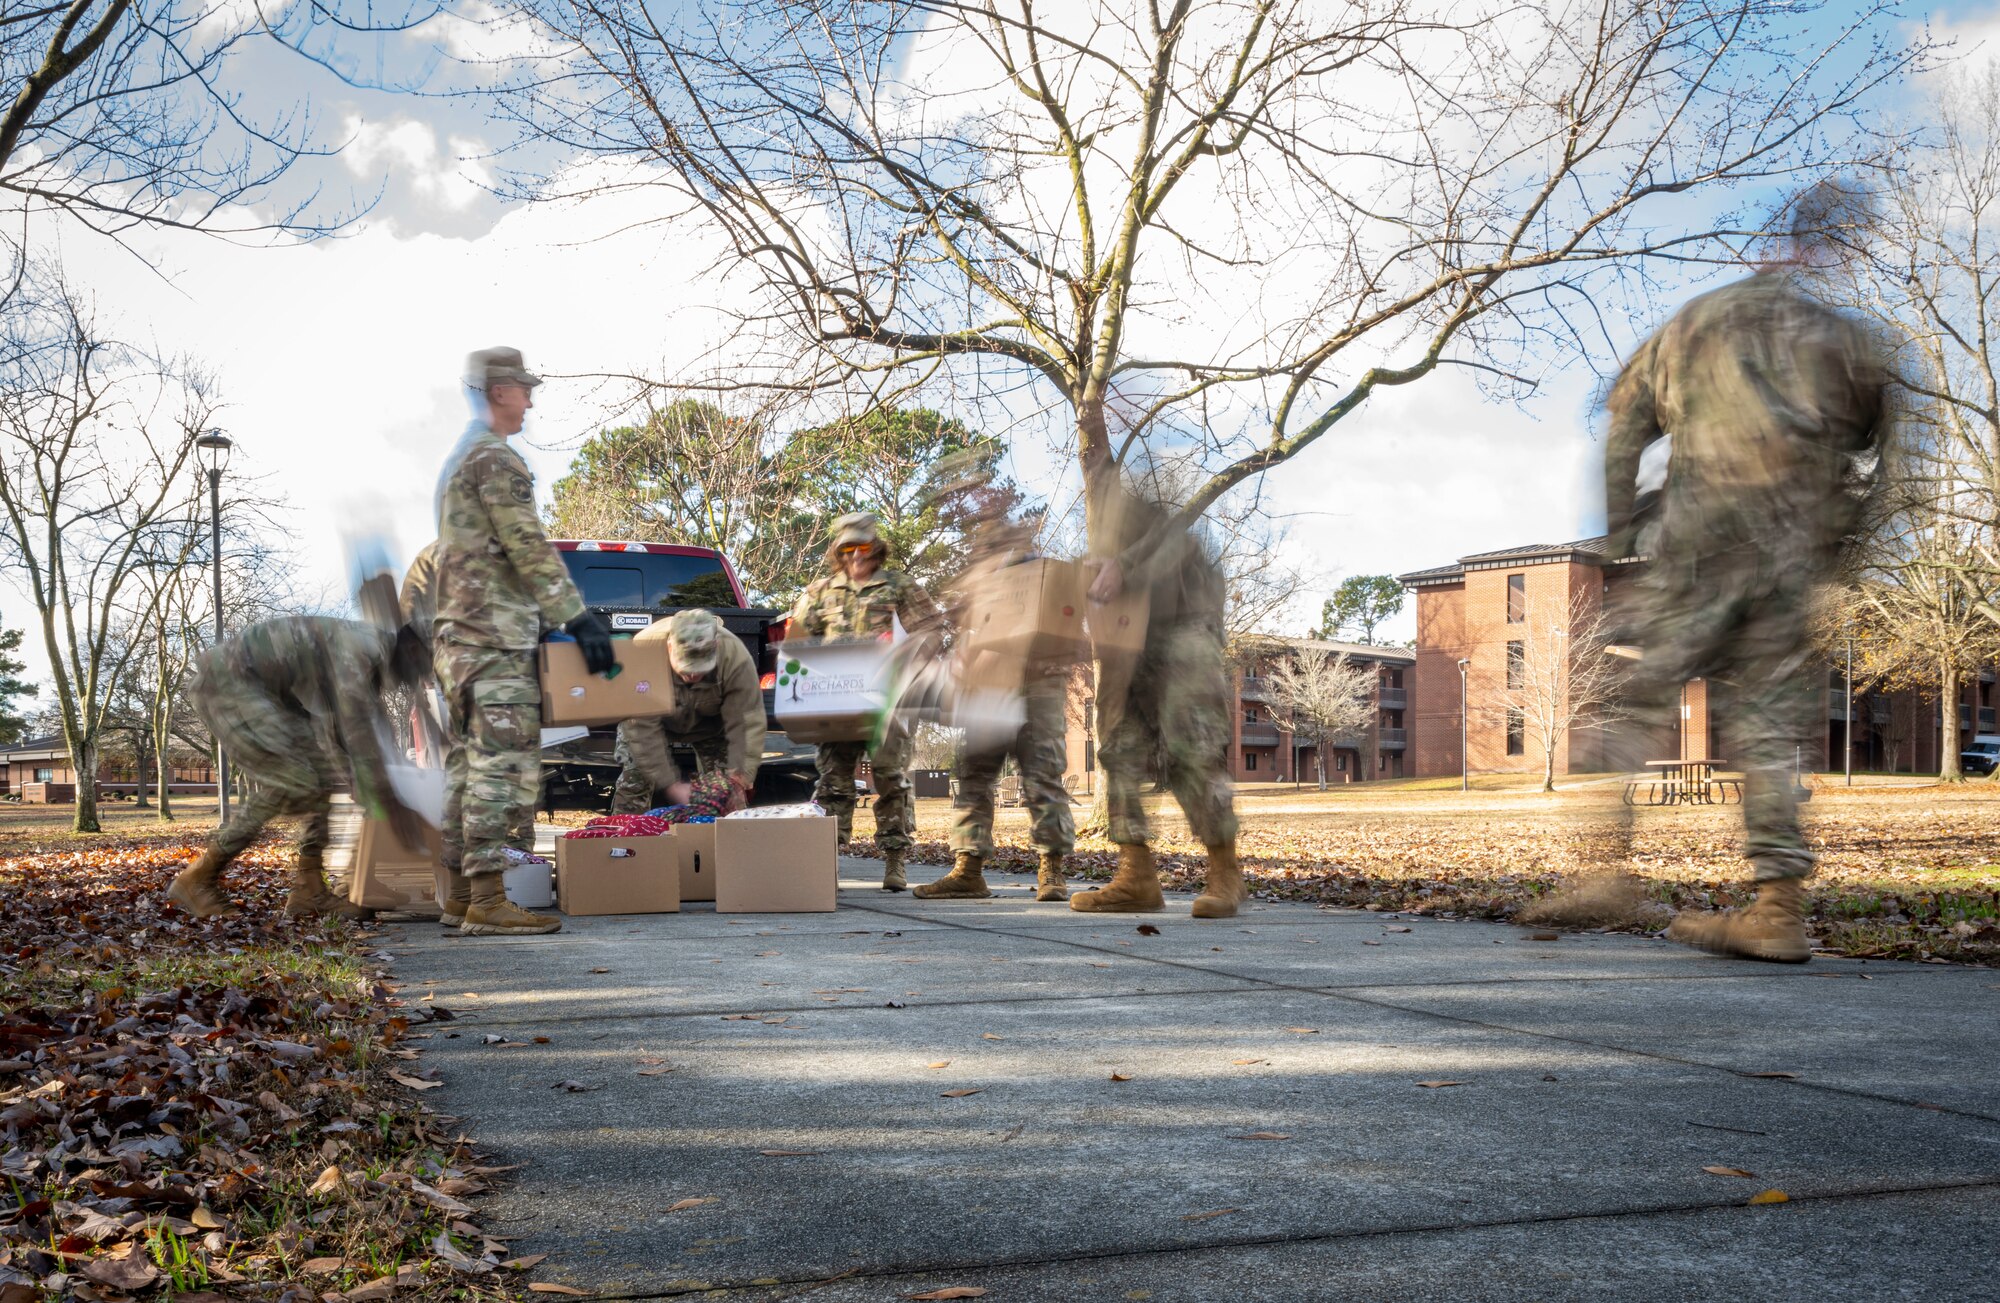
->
{"left": 1400, "top": 539, "right": 1996, "bottom": 779}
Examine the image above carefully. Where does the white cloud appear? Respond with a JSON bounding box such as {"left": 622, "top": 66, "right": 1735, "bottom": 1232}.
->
{"left": 338, "top": 115, "right": 493, "bottom": 212}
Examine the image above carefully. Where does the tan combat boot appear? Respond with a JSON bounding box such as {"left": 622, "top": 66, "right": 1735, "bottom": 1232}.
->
{"left": 1191, "top": 841, "right": 1244, "bottom": 919}
{"left": 1034, "top": 851, "right": 1068, "bottom": 903}
{"left": 1070, "top": 843, "right": 1165, "bottom": 913}
{"left": 1666, "top": 878, "right": 1810, "bottom": 963}
{"left": 460, "top": 873, "right": 561, "bottom": 936}
{"left": 284, "top": 849, "right": 372, "bottom": 920}
{"left": 881, "top": 850, "right": 908, "bottom": 892}
{"left": 167, "top": 847, "right": 236, "bottom": 918}
{"left": 913, "top": 852, "right": 992, "bottom": 899}
{"left": 438, "top": 866, "right": 472, "bottom": 927}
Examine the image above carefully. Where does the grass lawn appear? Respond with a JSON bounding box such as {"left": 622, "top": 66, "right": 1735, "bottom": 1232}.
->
{"left": 829, "top": 777, "right": 2000, "bottom": 965}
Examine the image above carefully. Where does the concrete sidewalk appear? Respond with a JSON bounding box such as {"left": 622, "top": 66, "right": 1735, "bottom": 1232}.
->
{"left": 381, "top": 860, "right": 2000, "bottom": 1301}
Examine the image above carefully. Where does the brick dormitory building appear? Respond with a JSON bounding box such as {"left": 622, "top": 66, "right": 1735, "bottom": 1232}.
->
{"left": 1398, "top": 538, "right": 1994, "bottom": 780}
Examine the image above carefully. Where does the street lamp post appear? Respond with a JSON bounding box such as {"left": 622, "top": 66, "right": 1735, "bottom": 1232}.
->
{"left": 1458, "top": 657, "right": 1471, "bottom": 792}
{"left": 196, "top": 431, "right": 233, "bottom": 824}
{"left": 1844, "top": 630, "right": 1855, "bottom": 787}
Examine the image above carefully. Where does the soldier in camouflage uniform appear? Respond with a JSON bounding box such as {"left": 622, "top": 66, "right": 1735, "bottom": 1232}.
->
{"left": 166, "top": 617, "right": 433, "bottom": 920}
{"left": 608, "top": 610, "right": 765, "bottom": 812}
{"left": 434, "top": 347, "right": 617, "bottom": 936}
{"left": 1601, "top": 183, "right": 1887, "bottom": 963}
{"left": 788, "top": 512, "right": 943, "bottom": 890}
{"left": 1070, "top": 472, "right": 1242, "bottom": 918}
{"left": 913, "top": 448, "right": 1076, "bottom": 902}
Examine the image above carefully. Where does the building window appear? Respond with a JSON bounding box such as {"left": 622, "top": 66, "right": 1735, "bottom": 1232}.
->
{"left": 1243, "top": 707, "right": 1258, "bottom": 724}
{"left": 1507, "top": 640, "right": 1525, "bottom": 690}
{"left": 33, "top": 767, "right": 51, "bottom": 783}
{"left": 1390, "top": 668, "right": 1403, "bottom": 688}
{"left": 1507, "top": 573, "right": 1525, "bottom": 623}
{"left": 1246, "top": 753, "right": 1258, "bottom": 772}
{"left": 1506, "top": 710, "right": 1525, "bottom": 756}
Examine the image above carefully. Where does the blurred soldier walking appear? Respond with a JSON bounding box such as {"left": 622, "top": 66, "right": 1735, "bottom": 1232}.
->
{"left": 1601, "top": 183, "right": 1886, "bottom": 963}
{"left": 914, "top": 449, "right": 1075, "bottom": 902}
{"left": 167, "top": 617, "right": 433, "bottom": 920}
{"left": 1071, "top": 473, "right": 1242, "bottom": 918}
{"left": 788, "top": 512, "right": 943, "bottom": 890}
{"left": 434, "top": 347, "right": 617, "bottom": 936}
{"left": 609, "top": 610, "right": 764, "bottom": 813}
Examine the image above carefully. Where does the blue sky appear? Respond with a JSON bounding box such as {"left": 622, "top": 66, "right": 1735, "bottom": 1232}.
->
{"left": 10, "top": 0, "right": 1998, "bottom": 692}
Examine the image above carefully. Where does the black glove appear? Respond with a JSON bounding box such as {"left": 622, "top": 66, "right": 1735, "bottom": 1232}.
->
{"left": 565, "top": 610, "right": 618, "bottom": 675}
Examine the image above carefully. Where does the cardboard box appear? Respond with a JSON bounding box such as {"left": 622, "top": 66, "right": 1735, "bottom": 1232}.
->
{"left": 772, "top": 637, "right": 895, "bottom": 744}
{"left": 714, "top": 816, "right": 839, "bottom": 913}
{"left": 554, "top": 834, "right": 681, "bottom": 915}
{"left": 675, "top": 821, "right": 717, "bottom": 903}
{"left": 348, "top": 816, "right": 444, "bottom": 914}
{"left": 1087, "top": 586, "right": 1151, "bottom": 656}
{"left": 950, "top": 648, "right": 1028, "bottom": 753}
{"left": 539, "top": 636, "right": 676, "bottom": 727}
{"left": 961, "top": 558, "right": 1085, "bottom": 661}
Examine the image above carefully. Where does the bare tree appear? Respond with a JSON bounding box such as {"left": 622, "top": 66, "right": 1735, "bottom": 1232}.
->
{"left": 1261, "top": 643, "right": 1373, "bottom": 789}
{"left": 493, "top": 0, "right": 1925, "bottom": 556}
{"left": 1484, "top": 588, "right": 1623, "bottom": 793}
{"left": 0, "top": 0, "right": 439, "bottom": 278}
{"left": 0, "top": 273, "right": 215, "bottom": 832}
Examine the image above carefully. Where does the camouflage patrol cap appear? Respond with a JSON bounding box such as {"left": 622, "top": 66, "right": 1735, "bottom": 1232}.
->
{"left": 830, "top": 512, "right": 881, "bottom": 549}
{"left": 639, "top": 608, "right": 722, "bottom": 676}
{"left": 464, "top": 346, "right": 543, "bottom": 392}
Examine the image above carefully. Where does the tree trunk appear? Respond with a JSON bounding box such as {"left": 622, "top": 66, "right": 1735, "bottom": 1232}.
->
{"left": 133, "top": 729, "right": 150, "bottom": 809}
{"left": 1941, "top": 661, "right": 1964, "bottom": 782}
{"left": 72, "top": 737, "right": 100, "bottom": 833}
{"left": 154, "top": 722, "right": 174, "bottom": 822}
{"left": 1314, "top": 745, "right": 1326, "bottom": 791}
{"left": 1543, "top": 745, "right": 1556, "bottom": 793}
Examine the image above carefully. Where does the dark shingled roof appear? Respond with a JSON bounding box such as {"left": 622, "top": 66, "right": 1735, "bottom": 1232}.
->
{"left": 1398, "top": 537, "right": 1610, "bottom": 586}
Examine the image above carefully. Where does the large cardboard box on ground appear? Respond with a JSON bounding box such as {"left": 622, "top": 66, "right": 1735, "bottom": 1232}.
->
{"left": 554, "top": 834, "right": 680, "bottom": 915}
{"left": 675, "top": 822, "right": 717, "bottom": 903}
{"left": 348, "top": 817, "right": 444, "bottom": 913}
{"left": 961, "top": 558, "right": 1085, "bottom": 661}
{"left": 539, "top": 636, "right": 676, "bottom": 728}
{"left": 714, "top": 816, "right": 839, "bottom": 913}
{"left": 772, "top": 637, "right": 895, "bottom": 744}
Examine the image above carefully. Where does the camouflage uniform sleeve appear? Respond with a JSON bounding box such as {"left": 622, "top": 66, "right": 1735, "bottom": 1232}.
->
{"left": 718, "top": 635, "right": 765, "bottom": 782}
{"left": 470, "top": 445, "right": 587, "bottom": 630}
{"left": 1603, "top": 333, "right": 1663, "bottom": 562}
{"left": 400, "top": 543, "right": 438, "bottom": 646}
{"left": 329, "top": 631, "right": 399, "bottom": 821}
{"left": 790, "top": 580, "right": 828, "bottom": 638}
{"left": 894, "top": 574, "right": 946, "bottom": 634}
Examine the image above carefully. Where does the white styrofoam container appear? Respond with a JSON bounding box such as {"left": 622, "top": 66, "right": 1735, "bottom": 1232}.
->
{"left": 504, "top": 860, "right": 554, "bottom": 908}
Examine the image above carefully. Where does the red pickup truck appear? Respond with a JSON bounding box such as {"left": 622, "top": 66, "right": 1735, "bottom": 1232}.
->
{"left": 539, "top": 539, "right": 819, "bottom": 809}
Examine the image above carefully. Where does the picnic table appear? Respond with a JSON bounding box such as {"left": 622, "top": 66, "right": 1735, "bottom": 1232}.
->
{"left": 1623, "top": 758, "right": 1743, "bottom": 807}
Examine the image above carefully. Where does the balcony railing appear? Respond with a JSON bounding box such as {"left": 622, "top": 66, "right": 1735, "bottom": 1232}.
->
{"left": 1378, "top": 687, "right": 1407, "bottom": 709}
{"left": 1239, "top": 722, "right": 1281, "bottom": 747}
{"left": 1378, "top": 727, "right": 1407, "bottom": 750}
{"left": 1239, "top": 675, "right": 1270, "bottom": 701}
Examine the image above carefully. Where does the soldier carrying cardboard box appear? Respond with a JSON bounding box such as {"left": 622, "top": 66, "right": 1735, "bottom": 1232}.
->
{"left": 787, "top": 511, "right": 945, "bottom": 891}
{"left": 609, "top": 610, "right": 765, "bottom": 814}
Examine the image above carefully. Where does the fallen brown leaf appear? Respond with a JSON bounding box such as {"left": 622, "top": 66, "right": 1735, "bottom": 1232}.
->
{"left": 1415, "top": 1080, "right": 1467, "bottom": 1089}
{"left": 528, "top": 1285, "right": 592, "bottom": 1296}
{"left": 1747, "top": 1189, "right": 1790, "bottom": 1205}
{"left": 390, "top": 1070, "right": 443, "bottom": 1091}
{"left": 1702, "top": 1166, "right": 1756, "bottom": 1178}
{"left": 81, "top": 1244, "right": 160, "bottom": 1291}
{"left": 307, "top": 1164, "right": 347, "bottom": 1196}
{"left": 589, "top": 967, "right": 611, "bottom": 973}
{"left": 300, "top": 1257, "right": 350, "bottom": 1275}
{"left": 665, "top": 1197, "right": 718, "bottom": 1212}
{"left": 638, "top": 1067, "right": 672, "bottom": 1077}
{"left": 941, "top": 1088, "right": 984, "bottom": 1098}
{"left": 1282, "top": 1027, "right": 1319, "bottom": 1035}
{"left": 1230, "top": 1131, "right": 1291, "bottom": 1141}
{"left": 980, "top": 1033, "right": 1005, "bottom": 1041}
{"left": 503, "top": 1254, "right": 550, "bottom": 1270}
{"left": 1231, "top": 1058, "right": 1268, "bottom": 1065}
{"left": 906, "top": 1289, "right": 988, "bottom": 1300}
{"left": 927, "top": 1060, "right": 951, "bottom": 1069}
{"left": 1136, "top": 924, "right": 1161, "bottom": 936}
{"left": 1109, "top": 1072, "right": 1133, "bottom": 1082}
